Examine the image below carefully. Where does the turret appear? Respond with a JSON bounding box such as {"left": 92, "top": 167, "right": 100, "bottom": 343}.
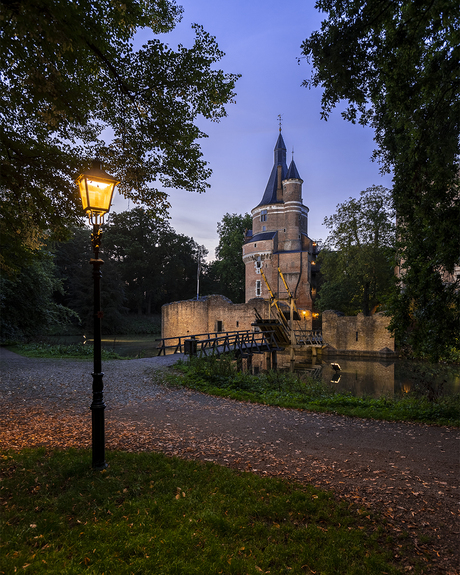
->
{"left": 282, "top": 159, "right": 304, "bottom": 251}
{"left": 243, "top": 130, "right": 313, "bottom": 312}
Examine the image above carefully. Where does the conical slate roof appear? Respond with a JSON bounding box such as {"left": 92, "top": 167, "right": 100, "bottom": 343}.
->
{"left": 286, "top": 158, "right": 301, "bottom": 180}
{"left": 257, "top": 133, "right": 288, "bottom": 206}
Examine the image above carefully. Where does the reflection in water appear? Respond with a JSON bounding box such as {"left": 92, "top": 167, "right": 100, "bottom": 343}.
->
{"left": 330, "top": 372, "right": 341, "bottom": 384}
{"left": 321, "top": 359, "right": 395, "bottom": 397}
{"left": 314, "top": 357, "right": 460, "bottom": 398}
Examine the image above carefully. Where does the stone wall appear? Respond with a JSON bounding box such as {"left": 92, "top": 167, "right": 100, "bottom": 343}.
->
{"left": 161, "top": 295, "right": 267, "bottom": 340}
{"left": 162, "top": 300, "right": 395, "bottom": 357}
{"left": 322, "top": 310, "right": 395, "bottom": 355}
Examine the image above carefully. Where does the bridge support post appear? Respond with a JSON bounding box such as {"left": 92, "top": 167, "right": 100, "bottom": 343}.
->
{"left": 246, "top": 354, "right": 252, "bottom": 374}
{"left": 289, "top": 346, "right": 295, "bottom": 373}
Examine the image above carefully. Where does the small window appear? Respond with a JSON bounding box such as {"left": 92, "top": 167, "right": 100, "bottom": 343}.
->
{"left": 262, "top": 225, "right": 266, "bottom": 231}
{"left": 356, "top": 331, "right": 359, "bottom": 342}
{"left": 256, "top": 280, "right": 261, "bottom": 297}
{"left": 255, "top": 257, "right": 262, "bottom": 274}
{"left": 260, "top": 209, "right": 267, "bottom": 222}
{"left": 216, "top": 320, "right": 223, "bottom": 332}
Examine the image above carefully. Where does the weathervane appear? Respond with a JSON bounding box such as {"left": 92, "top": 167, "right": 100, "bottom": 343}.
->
{"left": 277, "top": 114, "right": 282, "bottom": 132}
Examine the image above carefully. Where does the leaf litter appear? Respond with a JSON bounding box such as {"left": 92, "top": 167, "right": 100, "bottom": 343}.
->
{"left": 0, "top": 355, "right": 459, "bottom": 574}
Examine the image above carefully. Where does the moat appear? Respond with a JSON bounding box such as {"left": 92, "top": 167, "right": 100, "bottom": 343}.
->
{"left": 46, "top": 335, "right": 460, "bottom": 399}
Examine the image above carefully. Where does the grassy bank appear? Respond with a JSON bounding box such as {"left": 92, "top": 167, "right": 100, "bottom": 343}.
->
{"left": 7, "top": 342, "right": 127, "bottom": 360}
{"left": 0, "top": 449, "right": 404, "bottom": 575}
{"left": 164, "top": 356, "right": 460, "bottom": 427}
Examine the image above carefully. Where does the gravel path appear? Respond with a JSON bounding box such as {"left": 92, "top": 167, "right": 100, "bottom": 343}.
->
{"left": 1, "top": 347, "right": 459, "bottom": 573}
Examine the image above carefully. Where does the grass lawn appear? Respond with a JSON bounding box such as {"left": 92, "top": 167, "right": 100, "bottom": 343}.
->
{"left": 0, "top": 449, "right": 401, "bottom": 575}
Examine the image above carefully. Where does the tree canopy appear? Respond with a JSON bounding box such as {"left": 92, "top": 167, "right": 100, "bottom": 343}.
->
{"left": 103, "top": 208, "right": 205, "bottom": 314}
{"left": 1, "top": 208, "right": 207, "bottom": 338}
{"left": 317, "top": 185, "right": 395, "bottom": 315}
{"left": 302, "top": 0, "right": 459, "bottom": 359}
{"left": 209, "top": 212, "right": 252, "bottom": 303}
{"left": 0, "top": 248, "right": 78, "bottom": 341}
{"left": 0, "top": 0, "right": 239, "bottom": 272}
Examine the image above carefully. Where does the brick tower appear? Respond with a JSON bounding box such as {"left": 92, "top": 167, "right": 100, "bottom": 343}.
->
{"left": 242, "top": 131, "right": 318, "bottom": 325}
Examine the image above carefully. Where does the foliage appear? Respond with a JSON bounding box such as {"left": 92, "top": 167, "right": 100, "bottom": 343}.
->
{"left": 301, "top": 0, "right": 460, "bottom": 360}
{"left": 0, "top": 0, "right": 239, "bottom": 274}
{"left": 0, "top": 250, "right": 78, "bottom": 342}
{"left": 388, "top": 239, "right": 460, "bottom": 362}
{"left": 317, "top": 186, "right": 395, "bottom": 315}
{"left": 2, "top": 207, "right": 208, "bottom": 339}
{"left": 103, "top": 207, "right": 206, "bottom": 313}
{"left": 52, "top": 227, "right": 128, "bottom": 334}
{"left": 0, "top": 449, "right": 400, "bottom": 574}
{"left": 167, "top": 356, "right": 459, "bottom": 427}
{"left": 208, "top": 212, "right": 252, "bottom": 302}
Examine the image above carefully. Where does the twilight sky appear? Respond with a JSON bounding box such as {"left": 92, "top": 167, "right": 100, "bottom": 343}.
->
{"left": 112, "top": 0, "right": 393, "bottom": 260}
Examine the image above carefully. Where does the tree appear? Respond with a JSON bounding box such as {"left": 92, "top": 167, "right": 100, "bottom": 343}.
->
{"left": 103, "top": 208, "right": 206, "bottom": 313}
{"left": 301, "top": 0, "right": 460, "bottom": 358}
{"left": 0, "top": 249, "right": 77, "bottom": 341}
{"left": 52, "top": 227, "right": 128, "bottom": 334}
{"left": 317, "top": 186, "right": 395, "bottom": 316}
{"left": 209, "top": 213, "right": 252, "bottom": 303}
{"left": 0, "top": 0, "right": 239, "bottom": 273}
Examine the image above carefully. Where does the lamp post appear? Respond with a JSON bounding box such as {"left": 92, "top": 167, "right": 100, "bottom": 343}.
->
{"left": 76, "top": 159, "right": 120, "bottom": 470}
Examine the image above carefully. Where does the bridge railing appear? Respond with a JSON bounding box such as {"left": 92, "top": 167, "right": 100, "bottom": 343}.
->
{"left": 293, "top": 330, "right": 323, "bottom": 345}
{"left": 157, "top": 329, "right": 281, "bottom": 357}
{"left": 157, "top": 330, "right": 251, "bottom": 356}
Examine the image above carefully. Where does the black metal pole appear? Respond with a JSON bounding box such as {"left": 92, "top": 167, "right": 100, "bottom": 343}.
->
{"left": 90, "top": 224, "right": 107, "bottom": 470}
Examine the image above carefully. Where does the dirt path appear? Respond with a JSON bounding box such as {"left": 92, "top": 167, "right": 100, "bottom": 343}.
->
{"left": 1, "top": 348, "right": 459, "bottom": 573}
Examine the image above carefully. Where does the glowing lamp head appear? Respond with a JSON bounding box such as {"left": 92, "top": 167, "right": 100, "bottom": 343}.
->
{"left": 77, "top": 159, "right": 120, "bottom": 224}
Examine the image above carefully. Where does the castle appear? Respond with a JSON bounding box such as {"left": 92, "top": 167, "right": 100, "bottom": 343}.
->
{"left": 161, "top": 129, "right": 394, "bottom": 356}
{"left": 243, "top": 130, "right": 318, "bottom": 321}
{"left": 162, "top": 130, "right": 319, "bottom": 337}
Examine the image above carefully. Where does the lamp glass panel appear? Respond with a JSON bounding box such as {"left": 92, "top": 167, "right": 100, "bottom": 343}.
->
{"left": 81, "top": 178, "right": 114, "bottom": 213}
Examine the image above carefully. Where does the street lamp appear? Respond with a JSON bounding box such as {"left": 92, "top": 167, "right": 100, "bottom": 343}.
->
{"left": 76, "top": 159, "right": 120, "bottom": 470}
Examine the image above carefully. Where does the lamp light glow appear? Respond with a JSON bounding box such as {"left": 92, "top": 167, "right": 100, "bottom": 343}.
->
{"left": 77, "top": 159, "right": 120, "bottom": 224}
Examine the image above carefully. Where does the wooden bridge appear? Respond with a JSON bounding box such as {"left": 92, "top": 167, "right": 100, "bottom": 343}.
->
{"left": 157, "top": 329, "right": 283, "bottom": 358}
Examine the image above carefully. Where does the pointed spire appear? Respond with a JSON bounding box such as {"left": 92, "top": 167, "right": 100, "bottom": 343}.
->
{"left": 258, "top": 131, "right": 288, "bottom": 206}
{"left": 286, "top": 158, "right": 301, "bottom": 180}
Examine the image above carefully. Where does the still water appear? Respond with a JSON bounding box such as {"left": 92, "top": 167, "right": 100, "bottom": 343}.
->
{"left": 309, "top": 357, "right": 460, "bottom": 398}
{"left": 45, "top": 336, "right": 459, "bottom": 398}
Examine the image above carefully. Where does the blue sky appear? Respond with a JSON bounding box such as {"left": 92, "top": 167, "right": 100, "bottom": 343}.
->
{"left": 112, "top": 0, "right": 393, "bottom": 259}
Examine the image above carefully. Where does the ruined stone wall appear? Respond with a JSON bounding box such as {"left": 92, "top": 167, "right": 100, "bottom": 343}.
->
{"left": 161, "top": 295, "right": 267, "bottom": 340}
{"left": 322, "top": 310, "right": 394, "bottom": 355}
